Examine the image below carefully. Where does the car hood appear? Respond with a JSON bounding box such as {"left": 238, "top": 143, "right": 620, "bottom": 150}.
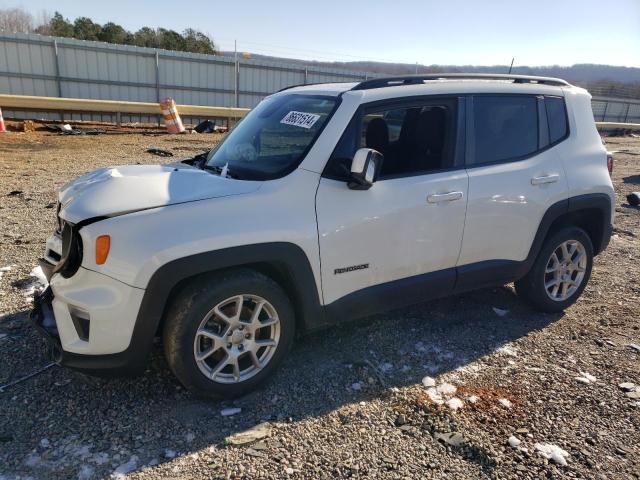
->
{"left": 58, "top": 164, "right": 261, "bottom": 224}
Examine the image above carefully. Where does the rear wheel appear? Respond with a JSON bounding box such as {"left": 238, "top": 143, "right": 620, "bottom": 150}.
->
{"left": 515, "top": 227, "right": 593, "bottom": 312}
{"left": 163, "top": 269, "right": 295, "bottom": 398}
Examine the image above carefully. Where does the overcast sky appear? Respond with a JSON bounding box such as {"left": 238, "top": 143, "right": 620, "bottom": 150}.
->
{"left": 2, "top": 0, "right": 639, "bottom": 67}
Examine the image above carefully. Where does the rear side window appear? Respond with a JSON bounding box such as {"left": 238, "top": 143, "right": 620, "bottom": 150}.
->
{"left": 472, "top": 96, "right": 538, "bottom": 165}
{"left": 545, "top": 96, "right": 568, "bottom": 144}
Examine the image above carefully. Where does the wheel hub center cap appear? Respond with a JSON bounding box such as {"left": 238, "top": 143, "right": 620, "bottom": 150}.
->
{"left": 230, "top": 330, "right": 245, "bottom": 345}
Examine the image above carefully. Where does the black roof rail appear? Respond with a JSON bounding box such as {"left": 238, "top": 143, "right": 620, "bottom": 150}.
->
{"left": 277, "top": 81, "right": 345, "bottom": 93}
{"left": 351, "top": 73, "right": 571, "bottom": 91}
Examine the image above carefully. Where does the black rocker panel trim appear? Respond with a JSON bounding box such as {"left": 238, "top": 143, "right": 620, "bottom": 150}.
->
{"left": 324, "top": 268, "right": 456, "bottom": 323}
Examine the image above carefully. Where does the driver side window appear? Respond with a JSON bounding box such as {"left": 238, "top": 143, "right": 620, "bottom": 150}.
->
{"left": 324, "top": 98, "right": 457, "bottom": 181}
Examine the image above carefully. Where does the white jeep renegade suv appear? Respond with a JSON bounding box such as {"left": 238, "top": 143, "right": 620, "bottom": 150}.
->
{"left": 32, "top": 74, "right": 614, "bottom": 397}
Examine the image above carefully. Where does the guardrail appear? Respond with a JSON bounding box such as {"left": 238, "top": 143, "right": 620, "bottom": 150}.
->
{"left": 0, "top": 94, "right": 249, "bottom": 125}
{"left": 1, "top": 93, "right": 639, "bottom": 132}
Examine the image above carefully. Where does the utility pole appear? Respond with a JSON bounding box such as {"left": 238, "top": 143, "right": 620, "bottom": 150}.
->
{"left": 508, "top": 57, "right": 515, "bottom": 74}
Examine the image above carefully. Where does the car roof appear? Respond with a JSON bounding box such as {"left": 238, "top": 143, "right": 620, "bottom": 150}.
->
{"left": 280, "top": 74, "right": 587, "bottom": 101}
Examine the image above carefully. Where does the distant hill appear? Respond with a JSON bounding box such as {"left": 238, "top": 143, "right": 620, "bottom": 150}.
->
{"left": 222, "top": 52, "right": 640, "bottom": 98}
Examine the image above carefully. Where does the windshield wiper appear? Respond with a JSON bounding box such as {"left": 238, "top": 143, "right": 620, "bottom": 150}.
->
{"left": 203, "top": 164, "right": 239, "bottom": 179}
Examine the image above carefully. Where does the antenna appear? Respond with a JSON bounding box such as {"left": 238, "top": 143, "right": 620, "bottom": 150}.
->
{"left": 508, "top": 57, "right": 515, "bottom": 74}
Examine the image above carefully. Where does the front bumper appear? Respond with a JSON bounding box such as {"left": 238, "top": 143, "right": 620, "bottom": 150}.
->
{"left": 30, "top": 267, "right": 149, "bottom": 376}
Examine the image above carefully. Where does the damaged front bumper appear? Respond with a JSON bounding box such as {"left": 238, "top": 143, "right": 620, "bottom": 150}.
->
{"left": 29, "top": 268, "right": 149, "bottom": 377}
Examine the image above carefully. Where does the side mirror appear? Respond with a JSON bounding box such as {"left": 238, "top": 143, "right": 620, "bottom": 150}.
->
{"left": 348, "top": 148, "right": 383, "bottom": 190}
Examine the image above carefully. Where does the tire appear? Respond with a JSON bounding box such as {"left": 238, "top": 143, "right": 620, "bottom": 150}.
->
{"left": 163, "top": 268, "right": 295, "bottom": 398}
{"left": 515, "top": 226, "right": 594, "bottom": 313}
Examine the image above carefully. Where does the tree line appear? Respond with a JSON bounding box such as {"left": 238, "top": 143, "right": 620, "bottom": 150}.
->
{"left": 0, "top": 8, "right": 217, "bottom": 55}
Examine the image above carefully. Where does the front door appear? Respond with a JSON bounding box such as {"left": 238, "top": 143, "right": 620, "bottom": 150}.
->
{"left": 315, "top": 97, "right": 469, "bottom": 311}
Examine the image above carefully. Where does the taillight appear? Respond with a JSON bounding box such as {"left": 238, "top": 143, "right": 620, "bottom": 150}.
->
{"left": 607, "top": 154, "right": 614, "bottom": 176}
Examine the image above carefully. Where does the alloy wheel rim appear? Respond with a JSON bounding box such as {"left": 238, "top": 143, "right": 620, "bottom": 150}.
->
{"left": 193, "top": 294, "right": 280, "bottom": 383}
{"left": 544, "top": 240, "right": 587, "bottom": 302}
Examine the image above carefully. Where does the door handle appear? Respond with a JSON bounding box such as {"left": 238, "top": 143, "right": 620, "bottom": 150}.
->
{"left": 531, "top": 174, "right": 559, "bottom": 185}
{"left": 427, "top": 191, "right": 464, "bottom": 203}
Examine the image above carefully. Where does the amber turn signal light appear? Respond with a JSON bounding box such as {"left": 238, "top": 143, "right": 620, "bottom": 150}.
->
{"left": 95, "top": 235, "right": 111, "bottom": 265}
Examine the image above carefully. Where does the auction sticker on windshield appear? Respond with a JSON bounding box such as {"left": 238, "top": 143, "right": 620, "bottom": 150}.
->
{"left": 280, "top": 111, "right": 321, "bottom": 129}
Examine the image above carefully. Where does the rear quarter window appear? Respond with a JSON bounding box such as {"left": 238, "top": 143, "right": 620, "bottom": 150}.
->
{"left": 545, "top": 96, "right": 568, "bottom": 144}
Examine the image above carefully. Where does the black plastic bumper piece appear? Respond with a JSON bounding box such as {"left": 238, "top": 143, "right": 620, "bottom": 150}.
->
{"left": 30, "top": 287, "right": 147, "bottom": 377}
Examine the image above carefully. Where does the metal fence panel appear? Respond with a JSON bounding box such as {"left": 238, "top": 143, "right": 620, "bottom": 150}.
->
{"left": 0, "top": 31, "right": 638, "bottom": 125}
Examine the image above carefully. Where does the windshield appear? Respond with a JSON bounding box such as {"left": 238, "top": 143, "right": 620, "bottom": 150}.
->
{"left": 205, "top": 94, "right": 338, "bottom": 180}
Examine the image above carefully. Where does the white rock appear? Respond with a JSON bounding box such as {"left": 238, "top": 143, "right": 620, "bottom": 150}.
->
{"left": 350, "top": 382, "right": 362, "bottom": 391}
{"left": 467, "top": 395, "right": 479, "bottom": 404}
{"left": 426, "top": 387, "right": 444, "bottom": 405}
{"left": 91, "top": 452, "right": 110, "bottom": 465}
{"left": 436, "top": 383, "right": 457, "bottom": 396}
{"left": 508, "top": 436, "right": 522, "bottom": 448}
{"left": 111, "top": 455, "right": 138, "bottom": 478}
{"left": 78, "top": 464, "right": 95, "bottom": 480}
{"left": 575, "top": 376, "right": 591, "bottom": 384}
{"left": 185, "top": 433, "right": 195, "bottom": 443}
{"left": 225, "top": 423, "right": 271, "bottom": 446}
{"left": 220, "top": 407, "right": 242, "bottom": 417}
{"left": 578, "top": 371, "right": 597, "bottom": 383}
{"left": 535, "top": 443, "right": 570, "bottom": 466}
{"left": 421, "top": 376, "right": 436, "bottom": 388}
{"left": 498, "top": 398, "right": 512, "bottom": 409}
{"left": 497, "top": 345, "right": 517, "bottom": 357}
{"left": 164, "top": 449, "right": 176, "bottom": 459}
{"left": 492, "top": 307, "right": 509, "bottom": 317}
{"left": 379, "top": 362, "right": 393, "bottom": 372}
{"left": 285, "top": 467, "right": 295, "bottom": 475}
{"left": 39, "top": 438, "right": 50, "bottom": 448}
{"left": 446, "top": 397, "right": 464, "bottom": 411}
{"left": 619, "top": 382, "right": 636, "bottom": 391}
{"left": 628, "top": 343, "right": 640, "bottom": 352}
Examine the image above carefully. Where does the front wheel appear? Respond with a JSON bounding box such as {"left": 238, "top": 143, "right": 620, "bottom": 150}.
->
{"left": 163, "top": 269, "right": 295, "bottom": 398}
{"left": 515, "top": 227, "right": 594, "bottom": 313}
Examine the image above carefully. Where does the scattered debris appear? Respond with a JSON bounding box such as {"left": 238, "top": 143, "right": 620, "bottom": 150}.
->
{"left": 146, "top": 148, "right": 174, "bottom": 157}
{"left": 112, "top": 455, "right": 138, "bottom": 478}
{"left": 535, "top": 443, "right": 570, "bottom": 466}
{"left": 628, "top": 343, "right": 640, "bottom": 353}
{"left": 45, "top": 124, "right": 105, "bottom": 135}
{"left": 492, "top": 307, "right": 509, "bottom": 317}
{"left": 497, "top": 345, "right": 518, "bottom": 357}
{"left": 445, "top": 397, "right": 464, "bottom": 411}
{"left": 436, "top": 383, "right": 457, "bottom": 395}
{"left": 225, "top": 423, "right": 271, "bottom": 446}
{"left": 421, "top": 376, "right": 436, "bottom": 388}
{"left": 435, "top": 432, "right": 466, "bottom": 448}
{"left": 508, "top": 436, "right": 522, "bottom": 448}
{"left": 0, "top": 363, "right": 56, "bottom": 393}
{"left": 7, "top": 190, "right": 23, "bottom": 196}
{"left": 576, "top": 371, "right": 597, "bottom": 384}
{"left": 194, "top": 120, "right": 216, "bottom": 134}
{"left": 220, "top": 407, "right": 242, "bottom": 417}
{"left": 627, "top": 192, "right": 640, "bottom": 207}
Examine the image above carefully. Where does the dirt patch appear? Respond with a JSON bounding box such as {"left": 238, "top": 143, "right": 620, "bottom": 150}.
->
{"left": 0, "top": 132, "right": 638, "bottom": 479}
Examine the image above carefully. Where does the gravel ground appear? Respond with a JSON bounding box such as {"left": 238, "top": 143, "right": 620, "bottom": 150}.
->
{"left": 0, "top": 129, "right": 639, "bottom": 480}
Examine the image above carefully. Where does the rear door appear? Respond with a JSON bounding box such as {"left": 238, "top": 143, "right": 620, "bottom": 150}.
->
{"left": 316, "top": 96, "right": 468, "bottom": 308}
{"left": 456, "top": 94, "right": 569, "bottom": 288}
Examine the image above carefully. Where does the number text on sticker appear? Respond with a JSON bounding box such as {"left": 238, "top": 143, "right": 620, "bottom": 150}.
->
{"left": 280, "top": 111, "right": 321, "bottom": 129}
